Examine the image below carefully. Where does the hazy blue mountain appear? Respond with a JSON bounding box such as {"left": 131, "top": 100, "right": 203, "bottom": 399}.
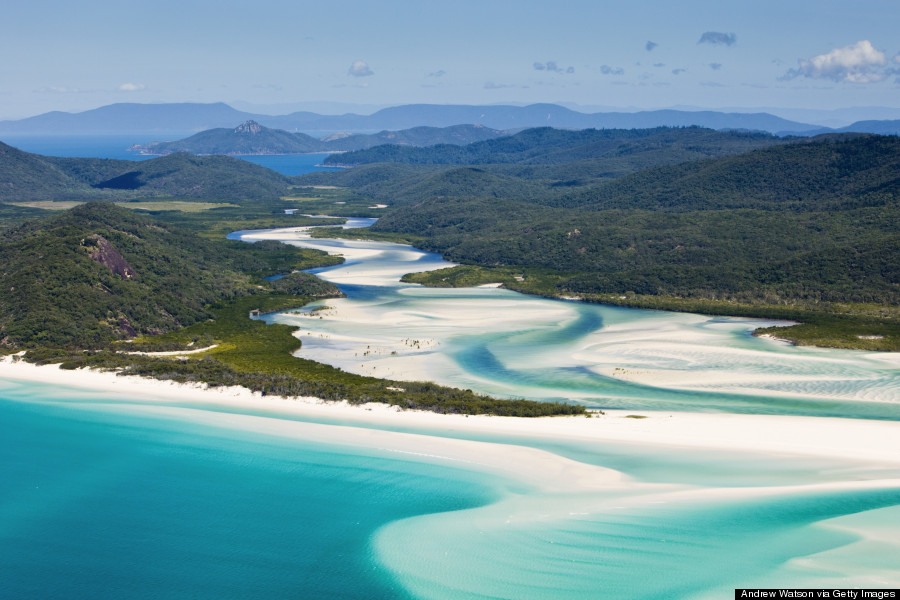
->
{"left": 834, "top": 120, "right": 900, "bottom": 136}
{"left": 130, "top": 122, "right": 510, "bottom": 155}
{"left": 1, "top": 102, "right": 823, "bottom": 136}
{"left": 0, "top": 102, "right": 260, "bottom": 134}
{"left": 786, "top": 119, "right": 900, "bottom": 138}
{"left": 264, "top": 103, "right": 819, "bottom": 134}
{"left": 132, "top": 121, "right": 327, "bottom": 155}
{"left": 322, "top": 124, "right": 508, "bottom": 150}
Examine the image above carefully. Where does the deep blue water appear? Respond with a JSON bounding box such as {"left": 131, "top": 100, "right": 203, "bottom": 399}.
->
{"left": 0, "top": 134, "right": 341, "bottom": 175}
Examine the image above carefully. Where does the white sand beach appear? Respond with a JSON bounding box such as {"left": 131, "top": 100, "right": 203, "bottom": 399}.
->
{"left": 3, "top": 355, "right": 899, "bottom": 484}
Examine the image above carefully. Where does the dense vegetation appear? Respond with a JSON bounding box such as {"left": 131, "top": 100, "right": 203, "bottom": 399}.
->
{"left": 553, "top": 134, "right": 900, "bottom": 211}
{"left": 306, "top": 132, "right": 900, "bottom": 350}
{"left": 0, "top": 203, "right": 341, "bottom": 347}
{"left": 0, "top": 141, "right": 293, "bottom": 203}
{"left": 300, "top": 128, "right": 808, "bottom": 203}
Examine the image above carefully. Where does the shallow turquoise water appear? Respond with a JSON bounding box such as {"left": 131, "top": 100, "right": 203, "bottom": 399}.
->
{"left": 0, "top": 381, "right": 501, "bottom": 599}
{"left": 4, "top": 378, "right": 899, "bottom": 599}
{"left": 376, "top": 487, "right": 900, "bottom": 600}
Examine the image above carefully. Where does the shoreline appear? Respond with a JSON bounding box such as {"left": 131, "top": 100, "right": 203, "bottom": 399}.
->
{"left": 3, "top": 355, "right": 899, "bottom": 474}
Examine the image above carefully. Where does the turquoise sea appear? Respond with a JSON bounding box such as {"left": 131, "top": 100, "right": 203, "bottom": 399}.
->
{"left": 0, "top": 380, "right": 500, "bottom": 599}
{"left": 1, "top": 141, "right": 899, "bottom": 597}
{"left": 3, "top": 367, "right": 899, "bottom": 598}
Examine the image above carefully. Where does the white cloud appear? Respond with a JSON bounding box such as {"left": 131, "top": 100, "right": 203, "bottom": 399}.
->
{"left": 118, "top": 83, "right": 146, "bottom": 91}
{"left": 646, "top": 41, "right": 658, "bottom": 52}
{"left": 598, "top": 65, "right": 624, "bottom": 75}
{"left": 781, "top": 40, "right": 895, "bottom": 83}
{"left": 347, "top": 61, "right": 374, "bottom": 77}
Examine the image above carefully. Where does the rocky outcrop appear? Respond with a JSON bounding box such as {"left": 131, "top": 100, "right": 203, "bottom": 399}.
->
{"left": 234, "top": 120, "right": 263, "bottom": 135}
{"left": 83, "top": 234, "right": 137, "bottom": 279}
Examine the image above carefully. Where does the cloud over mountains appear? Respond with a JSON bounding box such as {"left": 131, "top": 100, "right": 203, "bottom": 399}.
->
{"left": 781, "top": 40, "right": 898, "bottom": 83}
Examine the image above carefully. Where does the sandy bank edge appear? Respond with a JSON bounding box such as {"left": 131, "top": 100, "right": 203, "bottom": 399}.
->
{"left": 3, "top": 356, "right": 898, "bottom": 470}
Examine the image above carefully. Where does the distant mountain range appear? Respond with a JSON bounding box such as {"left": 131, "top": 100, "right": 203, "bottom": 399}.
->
{"left": 0, "top": 101, "right": 869, "bottom": 136}
{"left": 2, "top": 102, "right": 898, "bottom": 149}
{"left": 130, "top": 121, "right": 510, "bottom": 155}
{"left": 803, "top": 119, "right": 900, "bottom": 136}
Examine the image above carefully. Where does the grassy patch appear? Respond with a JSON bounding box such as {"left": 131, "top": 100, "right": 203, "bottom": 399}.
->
{"left": 754, "top": 318, "right": 900, "bottom": 351}
{"left": 8, "top": 201, "right": 85, "bottom": 210}
{"left": 117, "top": 201, "right": 239, "bottom": 212}
{"left": 282, "top": 186, "right": 387, "bottom": 217}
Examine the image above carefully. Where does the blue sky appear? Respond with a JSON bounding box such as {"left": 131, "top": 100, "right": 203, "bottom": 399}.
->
{"left": 3, "top": 0, "right": 899, "bottom": 119}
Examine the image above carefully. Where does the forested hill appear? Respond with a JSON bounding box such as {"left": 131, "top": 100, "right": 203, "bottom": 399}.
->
{"left": 556, "top": 133, "right": 900, "bottom": 211}
{"left": 0, "top": 142, "right": 292, "bottom": 202}
{"left": 0, "top": 203, "right": 340, "bottom": 348}
{"left": 296, "top": 127, "right": 802, "bottom": 199}
{"left": 323, "top": 126, "right": 789, "bottom": 166}
{"left": 356, "top": 134, "right": 900, "bottom": 309}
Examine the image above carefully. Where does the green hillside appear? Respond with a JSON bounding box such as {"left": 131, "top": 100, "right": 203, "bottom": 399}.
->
{"left": 0, "top": 141, "right": 96, "bottom": 201}
{"left": 371, "top": 136, "right": 899, "bottom": 301}
{"left": 0, "top": 142, "right": 294, "bottom": 206}
{"left": 557, "top": 134, "right": 900, "bottom": 211}
{"left": 0, "top": 203, "right": 339, "bottom": 347}
{"left": 298, "top": 127, "right": 806, "bottom": 201}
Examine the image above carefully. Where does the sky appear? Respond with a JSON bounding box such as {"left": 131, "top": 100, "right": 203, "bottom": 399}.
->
{"left": 2, "top": 0, "right": 900, "bottom": 120}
